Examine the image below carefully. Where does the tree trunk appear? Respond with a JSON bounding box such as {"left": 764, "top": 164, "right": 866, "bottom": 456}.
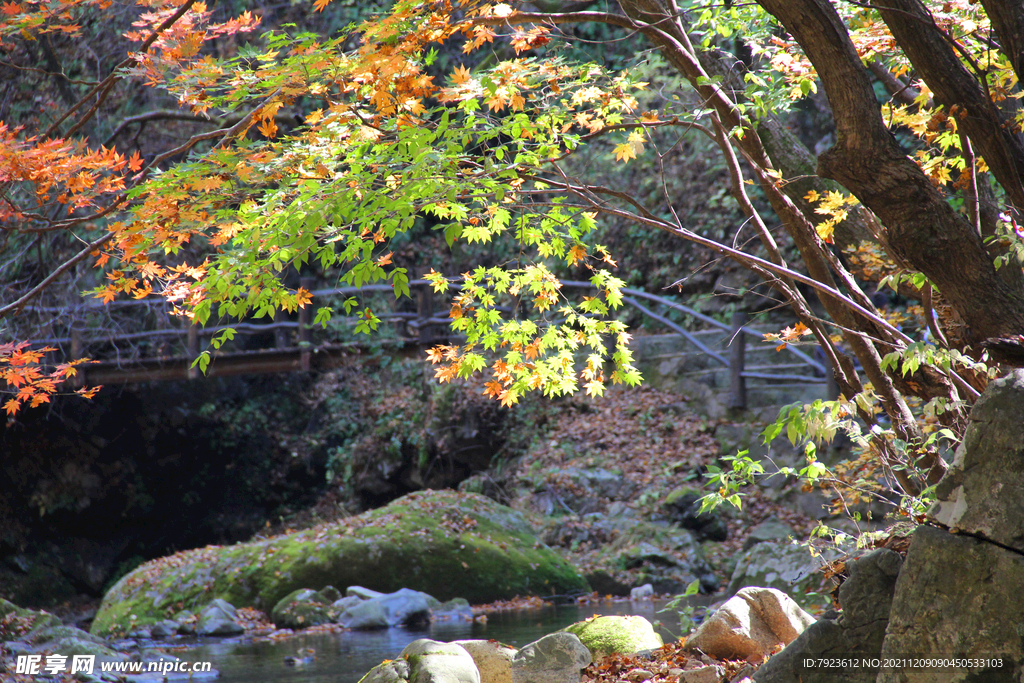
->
{"left": 757, "top": 0, "right": 1024, "bottom": 347}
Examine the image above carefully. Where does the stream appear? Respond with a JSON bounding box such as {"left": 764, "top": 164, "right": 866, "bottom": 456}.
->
{"left": 169, "top": 599, "right": 701, "bottom": 683}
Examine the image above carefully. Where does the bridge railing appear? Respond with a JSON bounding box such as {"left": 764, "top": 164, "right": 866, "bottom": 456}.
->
{"left": 24, "top": 277, "right": 830, "bottom": 404}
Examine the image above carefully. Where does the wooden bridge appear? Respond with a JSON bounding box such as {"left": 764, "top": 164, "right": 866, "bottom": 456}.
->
{"left": 25, "top": 279, "right": 831, "bottom": 409}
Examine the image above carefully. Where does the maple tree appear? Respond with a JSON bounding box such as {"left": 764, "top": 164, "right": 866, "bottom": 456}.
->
{"left": 1, "top": 0, "right": 1022, "bottom": 510}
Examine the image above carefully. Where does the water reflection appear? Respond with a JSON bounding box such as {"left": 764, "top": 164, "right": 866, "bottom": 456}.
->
{"left": 174, "top": 599, "right": 693, "bottom": 683}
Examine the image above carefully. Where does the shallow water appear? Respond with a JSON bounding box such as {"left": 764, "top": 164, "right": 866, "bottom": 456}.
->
{"left": 170, "top": 599, "right": 700, "bottom": 683}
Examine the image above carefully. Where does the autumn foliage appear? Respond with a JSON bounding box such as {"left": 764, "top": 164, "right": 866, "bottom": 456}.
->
{"left": 0, "top": 0, "right": 1022, "bottom": 523}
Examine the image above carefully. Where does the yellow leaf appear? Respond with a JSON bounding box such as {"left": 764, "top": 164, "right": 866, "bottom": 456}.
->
{"left": 614, "top": 142, "right": 637, "bottom": 163}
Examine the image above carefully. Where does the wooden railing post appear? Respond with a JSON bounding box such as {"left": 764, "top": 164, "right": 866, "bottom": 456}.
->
{"left": 728, "top": 310, "right": 748, "bottom": 410}
{"left": 417, "top": 277, "right": 434, "bottom": 346}
{"left": 299, "top": 276, "right": 314, "bottom": 371}
{"left": 274, "top": 309, "right": 290, "bottom": 349}
{"left": 186, "top": 323, "right": 199, "bottom": 379}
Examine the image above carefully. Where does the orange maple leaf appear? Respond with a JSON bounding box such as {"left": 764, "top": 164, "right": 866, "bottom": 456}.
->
{"left": 313, "top": 0, "right": 331, "bottom": 12}
{"left": 257, "top": 119, "right": 278, "bottom": 139}
{"left": 483, "top": 380, "right": 503, "bottom": 399}
{"left": 127, "top": 150, "right": 144, "bottom": 172}
{"left": 566, "top": 244, "right": 587, "bottom": 266}
{"left": 452, "top": 65, "right": 471, "bottom": 85}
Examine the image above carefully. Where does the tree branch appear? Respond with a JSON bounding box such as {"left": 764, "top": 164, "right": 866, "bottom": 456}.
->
{"left": 0, "top": 231, "right": 115, "bottom": 318}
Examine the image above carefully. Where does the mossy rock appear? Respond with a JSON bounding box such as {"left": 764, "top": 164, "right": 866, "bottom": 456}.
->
{"left": 0, "top": 598, "right": 61, "bottom": 642}
{"left": 563, "top": 615, "right": 663, "bottom": 660}
{"left": 91, "top": 490, "right": 587, "bottom": 636}
{"left": 271, "top": 589, "right": 333, "bottom": 629}
{"left": 46, "top": 637, "right": 124, "bottom": 660}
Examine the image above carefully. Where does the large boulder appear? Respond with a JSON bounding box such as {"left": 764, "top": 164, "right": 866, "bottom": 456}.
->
{"left": 930, "top": 369, "right": 1024, "bottom": 552}
{"left": 752, "top": 548, "right": 903, "bottom": 683}
{"left": 685, "top": 587, "right": 814, "bottom": 661}
{"left": 562, "top": 615, "right": 663, "bottom": 660}
{"left": 512, "top": 633, "right": 592, "bottom": 683}
{"left": 91, "top": 490, "right": 586, "bottom": 636}
{"left": 877, "top": 526, "right": 1024, "bottom": 683}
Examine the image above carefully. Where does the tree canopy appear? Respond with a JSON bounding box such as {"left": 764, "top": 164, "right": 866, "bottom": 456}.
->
{"left": 2, "top": 0, "right": 1023, "bottom": 511}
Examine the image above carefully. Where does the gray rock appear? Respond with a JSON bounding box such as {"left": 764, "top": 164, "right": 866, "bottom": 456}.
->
{"left": 200, "top": 598, "right": 237, "bottom": 621}
{"left": 453, "top": 640, "right": 517, "bottom": 683}
{"left": 318, "top": 585, "right": 343, "bottom": 603}
{"left": 196, "top": 618, "right": 244, "bottom": 636}
{"left": 150, "top": 620, "right": 181, "bottom": 638}
{"left": 622, "top": 543, "right": 679, "bottom": 569}
{"left": 339, "top": 599, "right": 391, "bottom": 630}
{"left": 752, "top": 549, "right": 903, "bottom": 683}
{"left": 337, "top": 589, "right": 438, "bottom": 628}
{"left": 402, "top": 639, "right": 480, "bottom": 683}
{"left": 36, "top": 633, "right": 126, "bottom": 662}
{"left": 0, "top": 600, "right": 62, "bottom": 643}
{"left": 561, "top": 467, "right": 638, "bottom": 502}
{"left": 348, "top": 585, "right": 385, "bottom": 600}
{"left": 930, "top": 369, "right": 1024, "bottom": 552}
{"left": 377, "top": 588, "right": 435, "bottom": 626}
{"left": 433, "top": 598, "right": 474, "bottom": 622}
{"left": 878, "top": 525, "right": 1024, "bottom": 683}
{"left": 512, "top": 632, "right": 592, "bottom": 683}
{"left": 23, "top": 624, "right": 108, "bottom": 646}
{"left": 271, "top": 588, "right": 333, "bottom": 629}
{"left": 680, "top": 665, "right": 723, "bottom": 683}
{"left": 172, "top": 609, "right": 194, "bottom": 624}
{"left": 196, "top": 599, "right": 243, "bottom": 636}
{"left": 686, "top": 587, "right": 814, "bottom": 661}
{"left": 360, "top": 657, "right": 411, "bottom": 683}
{"left": 726, "top": 541, "right": 836, "bottom": 609}
{"left": 173, "top": 610, "right": 197, "bottom": 636}
{"left": 741, "top": 518, "right": 796, "bottom": 552}
{"left": 630, "top": 584, "right": 654, "bottom": 600}
{"left": 334, "top": 595, "right": 364, "bottom": 612}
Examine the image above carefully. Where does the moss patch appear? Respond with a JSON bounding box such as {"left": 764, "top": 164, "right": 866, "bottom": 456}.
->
{"left": 563, "top": 615, "right": 663, "bottom": 659}
{"left": 91, "top": 490, "right": 587, "bottom": 636}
